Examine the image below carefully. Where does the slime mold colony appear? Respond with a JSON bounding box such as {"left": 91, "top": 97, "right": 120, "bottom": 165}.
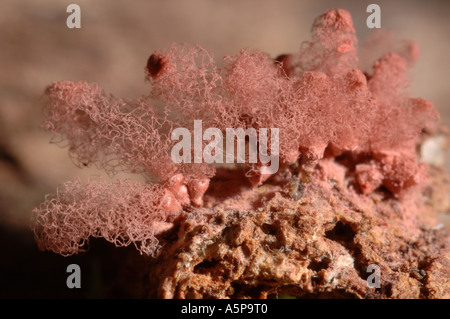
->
{"left": 31, "top": 9, "right": 449, "bottom": 298}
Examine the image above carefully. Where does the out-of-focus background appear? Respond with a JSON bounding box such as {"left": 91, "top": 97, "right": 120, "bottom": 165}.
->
{"left": 0, "top": 0, "right": 449, "bottom": 298}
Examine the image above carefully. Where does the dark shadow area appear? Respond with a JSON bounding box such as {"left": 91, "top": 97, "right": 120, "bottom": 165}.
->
{"left": 0, "top": 224, "right": 150, "bottom": 298}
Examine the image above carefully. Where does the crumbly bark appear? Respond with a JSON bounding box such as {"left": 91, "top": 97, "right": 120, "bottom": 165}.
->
{"left": 148, "top": 155, "right": 449, "bottom": 299}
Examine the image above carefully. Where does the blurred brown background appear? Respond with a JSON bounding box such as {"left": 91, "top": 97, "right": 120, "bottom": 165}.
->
{"left": 0, "top": 0, "right": 449, "bottom": 298}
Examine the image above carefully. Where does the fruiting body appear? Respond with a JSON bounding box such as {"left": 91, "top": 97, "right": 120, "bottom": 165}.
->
{"left": 31, "top": 9, "right": 448, "bottom": 299}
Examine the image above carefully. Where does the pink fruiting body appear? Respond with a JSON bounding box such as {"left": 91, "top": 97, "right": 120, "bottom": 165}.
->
{"left": 31, "top": 9, "right": 440, "bottom": 257}
{"left": 31, "top": 178, "right": 175, "bottom": 256}
{"left": 163, "top": 174, "right": 191, "bottom": 206}
{"left": 187, "top": 178, "right": 210, "bottom": 207}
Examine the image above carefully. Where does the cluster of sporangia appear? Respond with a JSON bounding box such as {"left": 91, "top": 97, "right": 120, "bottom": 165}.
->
{"left": 31, "top": 9, "right": 439, "bottom": 257}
